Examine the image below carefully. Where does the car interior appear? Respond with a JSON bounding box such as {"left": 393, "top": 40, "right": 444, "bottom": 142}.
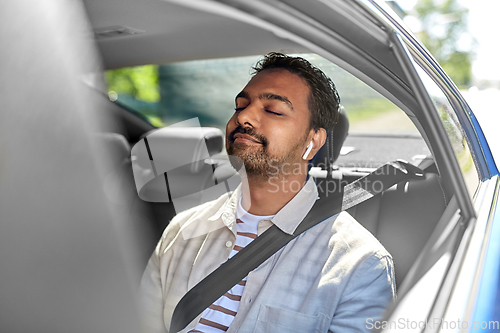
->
{"left": 5, "top": 1, "right": 490, "bottom": 331}
{"left": 83, "top": 0, "right": 466, "bottom": 300}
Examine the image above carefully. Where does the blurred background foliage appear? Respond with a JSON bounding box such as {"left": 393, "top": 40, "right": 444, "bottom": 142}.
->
{"left": 106, "top": 65, "right": 159, "bottom": 102}
{"left": 404, "top": 0, "right": 473, "bottom": 88}
{"left": 105, "top": 65, "right": 164, "bottom": 126}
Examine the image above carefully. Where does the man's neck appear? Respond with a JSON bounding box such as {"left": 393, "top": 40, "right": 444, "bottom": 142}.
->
{"left": 240, "top": 172, "right": 308, "bottom": 216}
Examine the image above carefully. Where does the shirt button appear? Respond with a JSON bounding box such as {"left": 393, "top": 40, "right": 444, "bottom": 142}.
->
{"left": 225, "top": 241, "right": 233, "bottom": 248}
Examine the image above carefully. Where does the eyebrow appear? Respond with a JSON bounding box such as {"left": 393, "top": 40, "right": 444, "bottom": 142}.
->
{"left": 235, "top": 91, "right": 294, "bottom": 110}
{"left": 235, "top": 91, "right": 249, "bottom": 102}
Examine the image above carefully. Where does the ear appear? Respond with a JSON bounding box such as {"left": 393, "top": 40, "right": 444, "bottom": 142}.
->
{"left": 303, "top": 128, "right": 326, "bottom": 160}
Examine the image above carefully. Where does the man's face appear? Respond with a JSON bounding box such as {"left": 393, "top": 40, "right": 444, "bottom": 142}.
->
{"left": 226, "top": 68, "right": 313, "bottom": 178}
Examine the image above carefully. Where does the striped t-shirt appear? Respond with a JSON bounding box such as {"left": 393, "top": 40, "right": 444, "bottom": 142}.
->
{"left": 189, "top": 198, "right": 274, "bottom": 333}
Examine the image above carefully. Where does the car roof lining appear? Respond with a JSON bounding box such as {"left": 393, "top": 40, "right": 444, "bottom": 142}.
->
{"left": 86, "top": 0, "right": 310, "bottom": 69}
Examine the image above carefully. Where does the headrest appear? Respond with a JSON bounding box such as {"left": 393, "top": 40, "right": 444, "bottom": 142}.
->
{"left": 131, "top": 126, "right": 225, "bottom": 202}
{"left": 310, "top": 106, "right": 349, "bottom": 174}
{"left": 94, "top": 132, "right": 131, "bottom": 161}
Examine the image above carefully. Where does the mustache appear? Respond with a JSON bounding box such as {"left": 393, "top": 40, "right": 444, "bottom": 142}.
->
{"left": 228, "top": 126, "right": 268, "bottom": 146}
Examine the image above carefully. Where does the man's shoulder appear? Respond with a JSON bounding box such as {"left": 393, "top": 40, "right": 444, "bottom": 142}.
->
{"left": 319, "top": 212, "right": 395, "bottom": 294}
{"left": 325, "top": 211, "right": 392, "bottom": 260}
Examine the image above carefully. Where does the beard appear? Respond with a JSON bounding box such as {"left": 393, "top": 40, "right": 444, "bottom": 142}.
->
{"left": 226, "top": 126, "right": 307, "bottom": 179}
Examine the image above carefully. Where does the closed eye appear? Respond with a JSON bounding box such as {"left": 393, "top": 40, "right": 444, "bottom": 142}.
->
{"left": 234, "top": 107, "right": 282, "bottom": 116}
{"left": 266, "top": 110, "right": 282, "bottom": 116}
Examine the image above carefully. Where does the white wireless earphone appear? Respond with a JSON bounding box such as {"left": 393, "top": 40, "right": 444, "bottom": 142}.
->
{"left": 302, "top": 141, "right": 313, "bottom": 160}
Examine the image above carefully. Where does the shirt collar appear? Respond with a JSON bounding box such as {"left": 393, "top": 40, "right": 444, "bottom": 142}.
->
{"left": 209, "top": 177, "right": 318, "bottom": 235}
{"left": 271, "top": 177, "right": 318, "bottom": 235}
{"left": 207, "top": 185, "right": 240, "bottom": 228}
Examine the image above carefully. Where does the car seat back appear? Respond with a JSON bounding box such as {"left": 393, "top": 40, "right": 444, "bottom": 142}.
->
{"left": 347, "top": 171, "right": 447, "bottom": 287}
{"left": 310, "top": 106, "right": 349, "bottom": 175}
{"left": 94, "top": 132, "right": 171, "bottom": 273}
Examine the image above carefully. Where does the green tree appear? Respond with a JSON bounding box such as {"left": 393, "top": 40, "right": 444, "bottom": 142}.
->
{"left": 105, "top": 65, "right": 165, "bottom": 126}
{"left": 412, "top": 0, "right": 473, "bottom": 87}
{"left": 105, "top": 65, "right": 160, "bottom": 103}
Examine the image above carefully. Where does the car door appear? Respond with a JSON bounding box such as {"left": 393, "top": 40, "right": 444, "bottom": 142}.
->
{"left": 364, "top": 1, "right": 499, "bottom": 332}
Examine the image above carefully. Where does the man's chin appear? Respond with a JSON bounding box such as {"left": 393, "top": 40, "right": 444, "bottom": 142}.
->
{"left": 227, "top": 151, "right": 267, "bottom": 177}
{"left": 228, "top": 141, "right": 261, "bottom": 152}
{"left": 227, "top": 143, "right": 262, "bottom": 162}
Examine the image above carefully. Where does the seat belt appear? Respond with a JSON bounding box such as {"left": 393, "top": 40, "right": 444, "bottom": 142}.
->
{"left": 170, "top": 160, "right": 424, "bottom": 332}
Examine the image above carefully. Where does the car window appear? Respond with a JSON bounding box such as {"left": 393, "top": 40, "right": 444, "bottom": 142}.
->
{"left": 415, "top": 65, "right": 479, "bottom": 198}
{"left": 106, "top": 54, "right": 430, "bottom": 170}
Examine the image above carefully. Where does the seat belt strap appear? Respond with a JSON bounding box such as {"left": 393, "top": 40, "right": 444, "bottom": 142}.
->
{"left": 170, "top": 160, "right": 423, "bottom": 332}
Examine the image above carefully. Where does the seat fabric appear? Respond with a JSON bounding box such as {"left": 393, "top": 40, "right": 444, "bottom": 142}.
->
{"left": 347, "top": 172, "right": 447, "bottom": 287}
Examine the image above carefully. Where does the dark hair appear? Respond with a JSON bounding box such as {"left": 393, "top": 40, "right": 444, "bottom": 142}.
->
{"left": 252, "top": 52, "right": 340, "bottom": 131}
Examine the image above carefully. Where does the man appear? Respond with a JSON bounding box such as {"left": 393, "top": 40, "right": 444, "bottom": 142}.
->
{"left": 140, "top": 53, "right": 395, "bottom": 333}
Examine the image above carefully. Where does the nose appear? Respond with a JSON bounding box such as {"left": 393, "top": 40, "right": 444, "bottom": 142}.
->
{"left": 235, "top": 104, "right": 260, "bottom": 128}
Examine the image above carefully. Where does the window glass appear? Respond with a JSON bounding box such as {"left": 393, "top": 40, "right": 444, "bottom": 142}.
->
{"left": 106, "top": 54, "right": 430, "bottom": 169}
{"left": 300, "top": 55, "right": 430, "bottom": 170}
{"left": 415, "top": 65, "right": 479, "bottom": 197}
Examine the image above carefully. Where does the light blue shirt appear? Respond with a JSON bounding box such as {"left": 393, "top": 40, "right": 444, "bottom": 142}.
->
{"left": 140, "top": 177, "right": 396, "bottom": 332}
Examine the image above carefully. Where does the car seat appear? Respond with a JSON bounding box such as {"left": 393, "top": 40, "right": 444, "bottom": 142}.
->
{"left": 131, "top": 126, "right": 239, "bottom": 213}
{"left": 310, "top": 108, "right": 447, "bottom": 287}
